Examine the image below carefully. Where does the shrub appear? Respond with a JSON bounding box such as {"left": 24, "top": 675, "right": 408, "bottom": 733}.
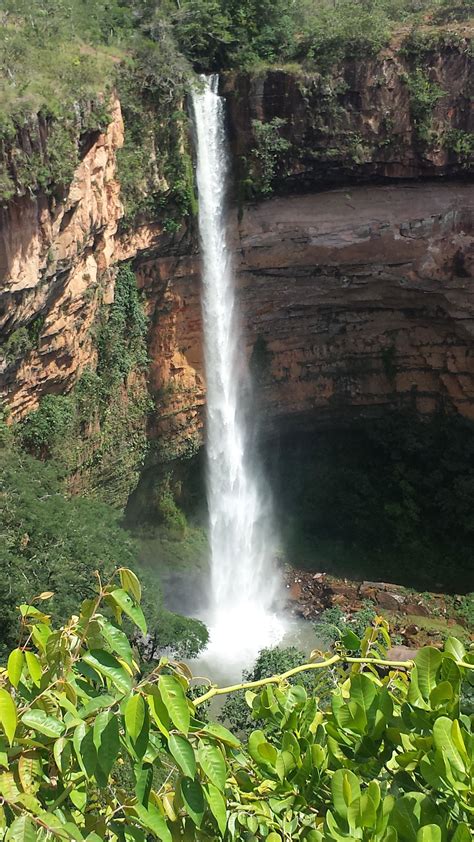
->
{"left": 0, "top": 581, "right": 472, "bottom": 840}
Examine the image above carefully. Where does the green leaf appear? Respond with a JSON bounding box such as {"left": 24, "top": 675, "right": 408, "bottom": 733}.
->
{"left": 451, "top": 824, "right": 471, "bottom": 842}
{"left": 341, "top": 629, "right": 361, "bottom": 651}
{"left": 7, "top": 649, "right": 24, "bottom": 689}
{"left": 276, "top": 750, "right": 296, "bottom": 782}
{"left": 415, "top": 648, "right": 442, "bottom": 700}
{"left": 159, "top": 675, "right": 190, "bottom": 734}
{"left": 433, "top": 717, "right": 465, "bottom": 774}
{"left": 109, "top": 589, "right": 147, "bottom": 635}
{"left": 94, "top": 711, "right": 120, "bottom": 780}
{"left": 5, "top": 815, "right": 37, "bottom": 842}
{"left": 125, "top": 694, "right": 146, "bottom": 742}
{"left": 198, "top": 741, "right": 226, "bottom": 790}
{"left": 119, "top": 568, "right": 142, "bottom": 602}
{"left": 134, "top": 762, "right": 153, "bottom": 806}
{"left": 202, "top": 722, "right": 240, "bottom": 748}
{"left": 350, "top": 673, "right": 377, "bottom": 715}
{"left": 444, "top": 637, "right": 465, "bottom": 661}
{"left": 135, "top": 803, "right": 172, "bottom": 842}
{"left": 73, "top": 723, "right": 97, "bottom": 778}
{"left": 332, "top": 769, "right": 360, "bottom": 819}
{"left": 416, "top": 826, "right": 441, "bottom": 842}
{"left": 168, "top": 734, "right": 196, "bottom": 778}
{"left": 24, "top": 652, "right": 42, "bottom": 686}
{"left": 99, "top": 618, "right": 133, "bottom": 666}
{"left": 22, "top": 709, "right": 65, "bottom": 739}
{"left": 429, "top": 680, "right": 453, "bottom": 708}
{"left": 205, "top": 783, "right": 227, "bottom": 835}
{"left": 82, "top": 649, "right": 132, "bottom": 695}
{"left": 0, "top": 689, "right": 17, "bottom": 745}
{"left": 181, "top": 777, "right": 205, "bottom": 827}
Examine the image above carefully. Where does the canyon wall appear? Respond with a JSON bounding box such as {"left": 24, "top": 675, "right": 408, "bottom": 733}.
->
{"left": 0, "top": 39, "right": 473, "bottom": 463}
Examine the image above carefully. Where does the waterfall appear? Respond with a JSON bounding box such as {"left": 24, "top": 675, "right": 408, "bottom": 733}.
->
{"left": 191, "top": 76, "right": 284, "bottom": 670}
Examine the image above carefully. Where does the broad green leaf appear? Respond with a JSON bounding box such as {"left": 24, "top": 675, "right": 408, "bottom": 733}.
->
{"left": 433, "top": 717, "right": 465, "bottom": 774}
{"left": 332, "top": 769, "right": 361, "bottom": 819}
{"left": 82, "top": 649, "right": 132, "bottom": 695}
{"left": 119, "top": 568, "right": 142, "bottom": 603}
{"left": 415, "top": 648, "right": 442, "bottom": 700}
{"left": 416, "top": 826, "right": 441, "bottom": 842}
{"left": 94, "top": 711, "right": 120, "bottom": 780}
{"left": 444, "top": 637, "right": 465, "bottom": 661}
{"left": 159, "top": 675, "right": 190, "bottom": 733}
{"left": 5, "top": 815, "right": 37, "bottom": 842}
{"left": 391, "top": 794, "right": 440, "bottom": 842}
{"left": 7, "top": 649, "right": 24, "bottom": 689}
{"left": 205, "top": 783, "right": 227, "bottom": 835}
{"left": 0, "top": 688, "right": 17, "bottom": 745}
{"left": 73, "top": 723, "right": 97, "bottom": 778}
{"left": 276, "top": 750, "right": 296, "bottom": 782}
{"left": 79, "top": 693, "right": 117, "bottom": 717}
{"left": 202, "top": 722, "right": 240, "bottom": 748}
{"left": 125, "top": 694, "right": 146, "bottom": 742}
{"left": 109, "top": 589, "right": 147, "bottom": 635}
{"left": 99, "top": 618, "right": 133, "bottom": 666}
{"left": 135, "top": 803, "right": 172, "bottom": 842}
{"left": 267, "top": 835, "right": 283, "bottom": 842}
{"left": 22, "top": 709, "right": 64, "bottom": 739}
{"left": 341, "top": 629, "right": 361, "bottom": 651}
{"left": 169, "top": 734, "right": 196, "bottom": 778}
{"left": 429, "top": 681, "right": 453, "bottom": 708}
{"left": 451, "top": 824, "right": 471, "bottom": 842}
{"left": 350, "top": 673, "right": 377, "bottom": 716}
{"left": 258, "top": 741, "right": 278, "bottom": 765}
{"left": 181, "top": 777, "right": 205, "bottom": 827}
{"left": 147, "top": 691, "right": 170, "bottom": 737}
{"left": 134, "top": 761, "right": 153, "bottom": 806}
{"left": 18, "top": 753, "right": 41, "bottom": 793}
{"left": 24, "top": 652, "right": 42, "bottom": 686}
{"left": 198, "top": 741, "right": 226, "bottom": 790}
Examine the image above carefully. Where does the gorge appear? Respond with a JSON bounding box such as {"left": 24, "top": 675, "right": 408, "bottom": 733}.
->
{"left": 0, "top": 16, "right": 473, "bottom": 652}
{"left": 1, "top": 2, "right": 474, "bottom": 836}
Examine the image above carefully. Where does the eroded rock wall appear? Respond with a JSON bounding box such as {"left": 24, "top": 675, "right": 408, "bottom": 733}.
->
{"left": 0, "top": 98, "right": 124, "bottom": 418}
{"left": 0, "top": 44, "right": 473, "bottom": 459}
{"left": 222, "top": 39, "right": 473, "bottom": 191}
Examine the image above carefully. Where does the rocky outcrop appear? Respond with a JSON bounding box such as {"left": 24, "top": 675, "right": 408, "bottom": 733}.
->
{"left": 222, "top": 36, "right": 473, "bottom": 192}
{"left": 139, "top": 182, "right": 474, "bottom": 449}
{"left": 0, "top": 98, "right": 124, "bottom": 418}
{"left": 0, "top": 43, "right": 473, "bottom": 456}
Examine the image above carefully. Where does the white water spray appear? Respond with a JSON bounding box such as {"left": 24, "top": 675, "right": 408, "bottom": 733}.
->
{"left": 191, "top": 76, "right": 285, "bottom": 672}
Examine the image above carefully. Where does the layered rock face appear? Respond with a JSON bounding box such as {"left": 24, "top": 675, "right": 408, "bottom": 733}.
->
{"left": 222, "top": 39, "right": 472, "bottom": 190}
{"left": 0, "top": 42, "right": 473, "bottom": 456}
{"left": 236, "top": 183, "right": 474, "bottom": 429}
{"left": 0, "top": 99, "right": 124, "bottom": 418}
{"left": 141, "top": 182, "right": 473, "bottom": 449}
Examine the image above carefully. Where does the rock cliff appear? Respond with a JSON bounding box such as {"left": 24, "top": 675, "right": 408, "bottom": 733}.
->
{"left": 0, "top": 39, "right": 473, "bottom": 464}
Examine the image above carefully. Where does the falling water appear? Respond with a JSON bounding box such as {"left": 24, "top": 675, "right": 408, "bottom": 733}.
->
{"left": 191, "top": 76, "right": 285, "bottom": 672}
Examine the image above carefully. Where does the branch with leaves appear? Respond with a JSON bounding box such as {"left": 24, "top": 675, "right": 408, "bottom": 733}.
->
{"left": 0, "top": 570, "right": 472, "bottom": 842}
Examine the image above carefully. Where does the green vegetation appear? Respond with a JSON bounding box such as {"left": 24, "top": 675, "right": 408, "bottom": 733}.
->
{"left": 18, "top": 265, "right": 151, "bottom": 507}
{"left": 0, "top": 444, "right": 207, "bottom": 662}
{"left": 0, "top": 574, "right": 473, "bottom": 839}
{"left": 405, "top": 68, "right": 446, "bottom": 142}
{"left": 220, "top": 646, "right": 335, "bottom": 737}
{"left": 249, "top": 118, "right": 290, "bottom": 197}
{"left": 271, "top": 412, "right": 474, "bottom": 591}
{"left": 1, "top": 0, "right": 470, "bottom": 207}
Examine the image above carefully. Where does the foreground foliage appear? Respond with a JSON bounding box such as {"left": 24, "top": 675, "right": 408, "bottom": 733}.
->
{"left": 0, "top": 573, "right": 473, "bottom": 840}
